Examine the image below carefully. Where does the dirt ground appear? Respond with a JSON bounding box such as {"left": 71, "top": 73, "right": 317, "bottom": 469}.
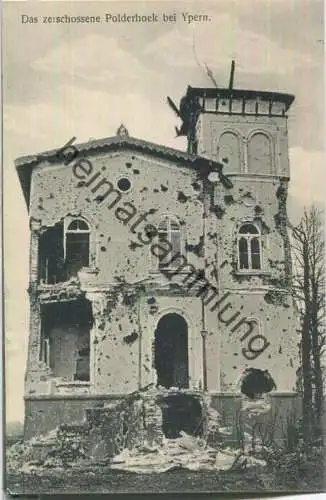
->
{"left": 6, "top": 466, "right": 324, "bottom": 496}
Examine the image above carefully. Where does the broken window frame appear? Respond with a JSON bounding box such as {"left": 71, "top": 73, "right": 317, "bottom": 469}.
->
{"left": 237, "top": 223, "right": 262, "bottom": 271}
{"left": 39, "top": 221, "right": 65, "bottom": 285}
{"left": 40, "top": 299, "right": 92, "bottom": 384}
{"left": 64, "top": 217, "right": 91, "bottom": 278}
{"left": 157, "top": 216, "right": 183, "bottom": 271}
{"left": 74, "top": 346, "right": 91, "bottom": 382}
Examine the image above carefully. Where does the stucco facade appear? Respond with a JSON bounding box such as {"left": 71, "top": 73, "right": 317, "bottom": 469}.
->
{"left": 16, "top": 85, "right": 300, "bottom": 439}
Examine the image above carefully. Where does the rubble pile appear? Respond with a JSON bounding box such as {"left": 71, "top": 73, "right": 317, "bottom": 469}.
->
{"left": 86, "top": 392, "right": 151, "bottom": 461}
{"left": 240, "top": 394, "right": 273, "bottom": 451}
{"left": 6, "top": 388, "right": 273, "bottom": 476}
{"left": 6, "top": 440, "right": 36, "bottom": 473}
{"left": 6, "top": 423, "right": 90, "bottom": 473}
{"left": 111, "top": 432, "right": 221, "bottom": 473}
{"left": 203, "top": 395, "right": 223, "bottom": 446}
{"left": 110, "top": 431, "right": 267, "bottom": 474}
{"left": 108, "top": 389, "right": 271, "bottom": 474}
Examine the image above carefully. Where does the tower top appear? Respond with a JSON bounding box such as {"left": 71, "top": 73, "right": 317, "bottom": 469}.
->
{"left": 177, "top": 85, "right": 295, "bottom": 138}
{"left": 186, "top": 85, "right": 294, "bottom": 112}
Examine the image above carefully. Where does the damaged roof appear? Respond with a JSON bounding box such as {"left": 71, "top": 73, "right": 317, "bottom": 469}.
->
{"left": 185, "top": 85, "right": 295, "bottom": 110}
{"left": 15, "top": 134, "right": 226, "bottom": 208}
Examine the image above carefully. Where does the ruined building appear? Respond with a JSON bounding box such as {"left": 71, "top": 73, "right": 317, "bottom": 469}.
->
{"left": 16, "top": 83, "right": 300, "bottom": 441}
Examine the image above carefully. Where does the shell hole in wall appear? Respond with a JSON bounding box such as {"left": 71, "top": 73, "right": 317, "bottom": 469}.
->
{"left": 158, "top": 393, "right": 203, "bottom": 439}
{"left": 240, "top": 368, "right": 276, "bottom": 399}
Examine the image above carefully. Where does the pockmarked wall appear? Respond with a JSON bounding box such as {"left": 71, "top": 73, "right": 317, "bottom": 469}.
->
{"left": 25, "top": 143, "right": 299, "bottom": 398}
{"left": 30, "top": 151, "right": 204, "bottom": 283}
{"left": 191, "top": 96, "right": 299, "bottom": 392}
{"left": 210, "top": 177, "right": 298, "bottom": 392}
{"left": 27, "top": 149, "right": 214, "bottom": 396}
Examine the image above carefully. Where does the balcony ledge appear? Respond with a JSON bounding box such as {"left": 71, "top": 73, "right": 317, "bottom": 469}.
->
{"left": 234, "top": 270, "right": 271, "bottom": 277}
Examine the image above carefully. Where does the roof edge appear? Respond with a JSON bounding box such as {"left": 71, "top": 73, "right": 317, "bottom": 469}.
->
{"left": 186, "top": 86, "right": 295, "bottom": 111}
{"left": 15, "top": 135, "right": 225, "bottom": 209}
{"left": 15, "top": 135, "right": 221, "bottom": 168}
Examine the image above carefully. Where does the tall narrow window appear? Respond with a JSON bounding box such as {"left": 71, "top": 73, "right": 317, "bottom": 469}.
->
{"left": 238, "top": 223, "right": 261, "bottom": 270}
{"left": 65, "top": 219, "right": 90, "bottom": 278}
{"left": 39, "top": 221, "right": 65, "bottom": 284}
{"left": 238, "top": 237, "right": 249, "bottom": 269}
{"left": 75, "top": 335, "right": 91, "bottom": 382}
{"left": 157, "top": 217, "right": 182, "bottom": 270}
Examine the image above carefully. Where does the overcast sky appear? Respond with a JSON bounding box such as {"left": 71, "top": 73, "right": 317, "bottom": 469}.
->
{"left": 3, "top": 0, "right": 324, "bottom": 422}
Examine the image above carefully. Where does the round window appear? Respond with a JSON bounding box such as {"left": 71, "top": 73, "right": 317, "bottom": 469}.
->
{"left": 117, "top": 177, "right": 131, "bottom": 192}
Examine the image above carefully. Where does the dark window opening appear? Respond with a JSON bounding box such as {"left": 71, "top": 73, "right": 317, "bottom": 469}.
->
{"left": 65, "top": 219, "right": 90, "bottom": 279}
{"left": 40, "top": 299, "right": 93, "bottom": 382}
{"left": 240, "top": 368, "right": 276, "bottom": 399}
{"left": 159, "top": 394, "right": 203, "bottom": 439}
{"left": 39, "top": 219, "right": 90, "bottom": 284}
{"left": 39, "top": 221, "right": 65, "bottom": 284}
{"left": 66, "top": 233, "right": 89, "bottom": 277}
{"left": 157, "top": 218, "right": 182, "bottom": 270}
{"left": 238, "top": 237, "right": 249, "bottom": 269}
{"left": 239, "top": 224, "right": 259, "bottom": 235}
{"left": 75, "top": 347, "right": 90, "bottom": 382}
{"left": 237, "top": 223, "right": 261, "bottom": 271}
{"left": 158, "top": 225, "right": 169, "bottom": 270}
{"left": 154, "top": 313, "right": 189, "bottom": 389}
{"left": 68, "top": 219, "right": 89, "bottom": 231}
{"left": 251, "top": 237, "right": 261, "bottom": 269}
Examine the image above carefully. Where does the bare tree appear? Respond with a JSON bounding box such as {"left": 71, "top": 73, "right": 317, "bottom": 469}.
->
{"left": 291, "top": 206, "right": 325, "bottom": 441}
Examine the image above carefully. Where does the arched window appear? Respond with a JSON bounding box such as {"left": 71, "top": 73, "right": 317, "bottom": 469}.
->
{"left": 218, "top": 131, "right": 241, "bottom": 172}
{"left": 65, "top": 219, "right": 90, "bottom": 278}
{"left": 157, "top": 217, "right": 182, "bottom": 270}
{"left": 247, "top": 132, "right": 273, "bottom": 175}
{"left": 238, "top": 223, "right": 261, "bottom": 270}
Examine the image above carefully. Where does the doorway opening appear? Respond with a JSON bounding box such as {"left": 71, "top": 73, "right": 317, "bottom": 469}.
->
{"left": 154, "top": 313, "right": 189, "bottom": 389}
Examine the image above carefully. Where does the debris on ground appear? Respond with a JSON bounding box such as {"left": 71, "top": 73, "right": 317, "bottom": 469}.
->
{"left": 241, "top": 395, "right": 272, "bottom": 418}
{"left": 109, "top": 431, "right": 266, "bottom": 474}
{"left": 7, "top": 424, "right": 269, "bottom": 475}
{"left": 6, "top": 384, "right": 274, "bottom": 477}
{"left": 110, "top": 433, "right": 216, "bottom": 473}
{"left": 215, "top": 448, "right": 240, "bottom": 471}
{"left": 6, "top": 423, "right": 89, "bottom": 473}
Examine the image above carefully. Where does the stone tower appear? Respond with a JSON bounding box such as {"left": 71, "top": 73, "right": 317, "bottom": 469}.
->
{"left": 174, "top": 83, "right": 299, "bottom": 393}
